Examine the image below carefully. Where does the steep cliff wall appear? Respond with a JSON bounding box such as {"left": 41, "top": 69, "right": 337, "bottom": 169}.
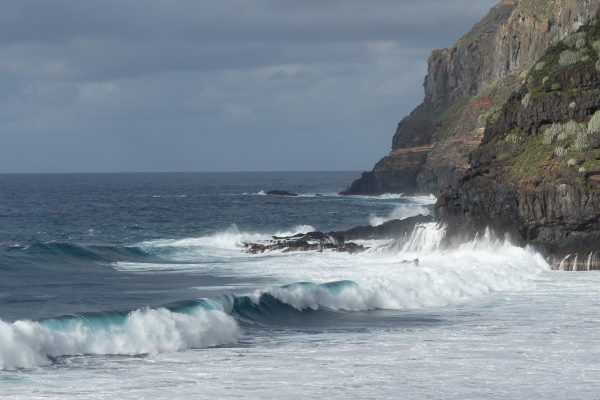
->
{"left": 343, "top": 0, "right": 600, "bottom": 195}
{"left": 437, "top": 12, "right": 600, "bottom": 268}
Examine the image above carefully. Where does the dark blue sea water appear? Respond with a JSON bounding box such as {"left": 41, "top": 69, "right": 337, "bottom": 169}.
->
{"left": 0, "top": 171, "right": 388, "bottom": 321}
{"left": 1, "top": 172, "right": 598, "bottom": 399}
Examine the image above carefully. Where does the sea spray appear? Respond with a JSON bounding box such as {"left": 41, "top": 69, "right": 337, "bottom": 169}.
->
{"left": 369, "top": 204, "right": 431, "bottom": 226}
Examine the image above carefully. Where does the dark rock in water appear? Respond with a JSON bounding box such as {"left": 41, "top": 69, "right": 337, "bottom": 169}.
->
{"left": 314, "top": 193, "right": 323, "bottom": 197}
{"left": 337, "top": 215, "right": 433, "bottom": 242}
{"left": 243, "top": 214, "right": 434, "bottom": 254}
{"left": 266, "top": 190, "right": 298, "bottom": 196}
{"left": 401, "top": 258, "right": 419, "bottom": 265}
{"left": 244, "top": 240, "right": 366, "bottom": 254}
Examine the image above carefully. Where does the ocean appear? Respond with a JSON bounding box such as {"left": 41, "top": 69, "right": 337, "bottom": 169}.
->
{"left": 0, "top": 171, "right": 599, "bottom": 399}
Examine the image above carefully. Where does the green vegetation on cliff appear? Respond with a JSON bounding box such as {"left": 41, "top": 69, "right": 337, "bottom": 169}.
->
{"left": 475, "top": 12, "right": 600, "bottom": 189}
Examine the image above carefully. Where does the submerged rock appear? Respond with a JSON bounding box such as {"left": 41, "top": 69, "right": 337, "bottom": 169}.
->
{"left": 266, "top": 190, "right": 298, "bottom": 196}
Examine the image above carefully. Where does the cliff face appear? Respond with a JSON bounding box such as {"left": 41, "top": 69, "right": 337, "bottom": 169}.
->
{"left": 343, "top": 0, "right": 600, "bottom": 195}
{"left": 437, "top": 12, "right": 600, "bottom": 267}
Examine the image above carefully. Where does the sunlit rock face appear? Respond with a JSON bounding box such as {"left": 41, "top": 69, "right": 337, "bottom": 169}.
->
{"left": 437, "top": 11, "right": 600, "bottom": 265}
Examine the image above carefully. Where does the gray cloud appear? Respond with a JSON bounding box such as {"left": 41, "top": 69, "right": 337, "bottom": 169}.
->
{"left": 0, "top": 0, "right": 498, "bottom": 172}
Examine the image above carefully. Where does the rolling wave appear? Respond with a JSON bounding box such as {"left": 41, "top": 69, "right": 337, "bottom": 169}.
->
{"left": 0, "top": 242, "right": 151, "bottom": 269}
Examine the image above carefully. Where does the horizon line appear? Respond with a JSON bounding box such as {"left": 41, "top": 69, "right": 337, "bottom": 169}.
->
{"left": 0, "top": 169, "right": 363, "bottom": 175}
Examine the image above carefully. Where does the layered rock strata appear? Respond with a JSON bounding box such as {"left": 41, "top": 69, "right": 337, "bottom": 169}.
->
{"left": 344, "top": 0, "right": 600, "bottom": 195}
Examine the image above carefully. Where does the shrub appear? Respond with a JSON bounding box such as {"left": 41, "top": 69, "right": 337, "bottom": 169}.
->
{"left": 555, "top": 146, "right": 568, "bottom": 157}
{"left": 506, "top": 133, "right": 519, "bottom": 144}
{"left": 543, "top": 124, "right": 562, "bottom": 145}
{"left": 551, "top": 83, "right": 562, "bottom": 90}
{"left": 567, "top": 158, "right": 577, "bottom": 167}
{"left": 579, "top": 167, "right": 587, "bottom": 173}
{"left": 569, "top": 101, "right": 577, "bottom": 110}
{"left": 564, "top": 32, "right": 586, "bottom": 48}
{"left": 521, "top": 93, "right": 531, "bottom": 108}
{"left": 535, "top": 61, "right": 546, "bottom": 71}
{"left": 588, "top": 110, "right": 600, "bottom": 134}
{"left": 519, "top": 69, "right": 529, "bottom": 79}
{"left": 574, "top": 131, "right": 589, "bottom": 150}
{"left": 545, "top": 121, "right": 588, "bottom": 150}
{"left": 563, "top": 120, "right": 586, "bottom": 137}
{"left": 559, "top": 50, "right": 583, "bottom": 66}
{"left": 557, "top": 131, "right": 569, "bottom": 141}
{"left": 576, "top": 38, "right": 586, "bottom": 49}
{"left": 542, "top": 76, "right": 549, "bottom": 84}
{"left": 593, "top": 40, "right": 600, "bottom": 54}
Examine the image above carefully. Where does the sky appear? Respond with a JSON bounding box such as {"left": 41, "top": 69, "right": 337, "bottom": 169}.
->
{"left": 0, "top": 0, "right": 499, "bottom": 173}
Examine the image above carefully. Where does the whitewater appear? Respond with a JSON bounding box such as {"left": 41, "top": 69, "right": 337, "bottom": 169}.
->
{"left": 1, "top": 172, "right": 599, "bottom": 399}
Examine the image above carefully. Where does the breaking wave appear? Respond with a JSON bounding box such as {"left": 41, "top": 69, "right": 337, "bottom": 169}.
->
{"left": 0, "top": 307, "right": 239, "bottom": 370}
{"left": 0, "top": 222, "right": 550, "bottom": 370}
{"left": 138, "top": 224, "right": 315, "bottom": 253}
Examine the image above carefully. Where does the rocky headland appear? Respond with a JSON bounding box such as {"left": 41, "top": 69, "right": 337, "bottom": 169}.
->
{"left": 338, "top": 0, "right": 600, "bottom": 269}
{"left": 343, "top": 0, "right": 599, "bottom": 196}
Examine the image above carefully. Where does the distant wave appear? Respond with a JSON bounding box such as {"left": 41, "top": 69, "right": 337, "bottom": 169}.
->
{"left": 113, "top": 224, "right": 316, "bottom": 271}
{"left": 240, "top": 191, "right": 437, "bottom": 202}
{"left": 139, "top": 224, "right": 315, "bottom": 251}
{"left": 0, "top": 242, "right": 151, "bottom": 269}
{"left": 242, "top": 190, "right": 267, "bottom": 195}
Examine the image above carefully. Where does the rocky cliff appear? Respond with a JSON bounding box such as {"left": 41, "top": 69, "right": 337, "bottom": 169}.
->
{"left": 343, "top": 0, "right": 600, "bottom": 195}
{"left": 436, "top": 11, "right": 600, "bottom": 269}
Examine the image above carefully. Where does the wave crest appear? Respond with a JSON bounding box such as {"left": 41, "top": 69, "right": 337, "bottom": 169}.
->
{"left": 0, "top": 307, "right": 239, "bottom": 370}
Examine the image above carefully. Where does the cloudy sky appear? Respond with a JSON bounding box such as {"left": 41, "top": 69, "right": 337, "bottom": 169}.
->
{"left": 0, "top": 0, "right": 498, "bottom": 173}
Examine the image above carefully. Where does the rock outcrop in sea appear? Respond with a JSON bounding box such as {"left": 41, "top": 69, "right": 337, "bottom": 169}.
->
{"left": 244, "top": 215, "right": 433, "bottom": 254}
{"left": 343, "top": 0, "right": 599, "bottom": 195}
